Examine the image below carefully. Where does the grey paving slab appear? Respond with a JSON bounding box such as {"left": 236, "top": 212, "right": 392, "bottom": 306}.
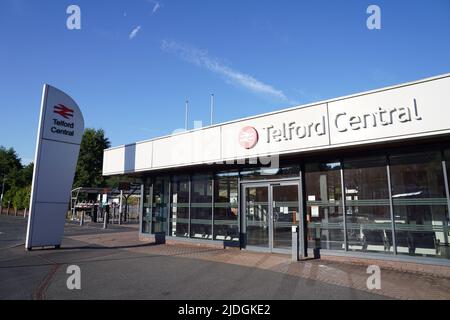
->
{"left": 3, "top": 215, "right": 445, "bottom": 300}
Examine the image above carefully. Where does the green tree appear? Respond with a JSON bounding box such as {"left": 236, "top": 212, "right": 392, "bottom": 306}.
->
{"left": 74, "top": 128, "right": 111, "bottom": 188}
{"left": 18, "top": 185, "right": 31, "bottom": 209}
{"left": 1, "top": 146, "right": 34, "bottom": 208}
{"left": 13, "top": 187, "right": 24, "bottom": 209}
{"left": 0, "top": 147, "right": 22, "bottom": 174}
{"left": 19, "top": 163, "right": 34, "bottom": 186}
{"left": 3, "top": 187, "right": 17, "bottom": 207}
{"left": 1, "top": 126, "right": 112, "bottom": 209}
{"left": 0, "top": 146, "right": 23, "bottom": 191}
{"left": 11, "top": 185, "right": 31, "bottom": 209}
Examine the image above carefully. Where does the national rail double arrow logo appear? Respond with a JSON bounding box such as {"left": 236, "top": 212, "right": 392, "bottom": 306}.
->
{"left": 53, "top": 104, "right": 74, "bottom": 120}
{"left": 239, "top": 126, "right": 259, "bottom": 149}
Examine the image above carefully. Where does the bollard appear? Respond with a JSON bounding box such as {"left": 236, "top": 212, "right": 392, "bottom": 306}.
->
{"left": 292, "top": 226, "right": 299, "bottom": 262}
{"left": 110, "top": 203, "right": 116, "bottom": 224}
{"left": 103, "top": 211, "right": 108, "bottom": 229}
{"left": 118, "top": 191, "right": 123, "bottom": 226}
{"left": 80, "top": 211, "right": 84, "bottom": 226}
{"left": 23, "top": 208, "right": 27, "bottom": 218}
{"left": 155, "top": 232, "right": 166, "bottom": 245}
{"left": 314, "top": 238, "right": 321, "bottom": 259}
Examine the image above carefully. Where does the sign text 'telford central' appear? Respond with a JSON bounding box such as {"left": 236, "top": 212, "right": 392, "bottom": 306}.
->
{"left": 262, "top": 99, "right": 422, "bottom": 144}
{"left": 264, "top": 116, "right": 326, "bottom": 143}
{"left": 335, "top": 99, "right": 422, "bottom": 132}
{"left": 51, "top": 105, "right": 75, "bottom": 137}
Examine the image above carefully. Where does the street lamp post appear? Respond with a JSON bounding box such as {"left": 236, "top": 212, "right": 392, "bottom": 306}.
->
{"left": 210, "top": 94, "right": 215, "bottom": 126}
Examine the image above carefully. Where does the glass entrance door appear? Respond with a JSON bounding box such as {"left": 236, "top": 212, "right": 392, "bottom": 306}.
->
{"left": 245, "top": 186, "right": 270, "bottom": 248}
{"left": 272, "top": 184, "right": 300, "bottom": 250}
{"left": 243, "top": 181, "right": 300, "bottom": 252}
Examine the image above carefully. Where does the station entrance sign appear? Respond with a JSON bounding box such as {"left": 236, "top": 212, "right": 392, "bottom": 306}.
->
{"left": 25, "top": 85, "right": 84, "bottom": 250}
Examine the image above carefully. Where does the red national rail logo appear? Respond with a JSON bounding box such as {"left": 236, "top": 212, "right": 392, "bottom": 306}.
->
{"left": 53, "top": 104, "right": 74, "bottom": 120}
{"left": 239, "top": 126, "right": 259, "bottom": 149}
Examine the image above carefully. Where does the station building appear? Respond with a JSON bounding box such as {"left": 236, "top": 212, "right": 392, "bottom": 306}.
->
{"left": 102, "top": 73, "right": 450, "bottom": 265}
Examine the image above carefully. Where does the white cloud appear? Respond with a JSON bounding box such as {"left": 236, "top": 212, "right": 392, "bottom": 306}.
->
{"left": 148, "top": 0, "right": 162, "bottom": 14}
{"left": 152, "top": 2, "right": 161, "bottom": 14}
{"left": 129, "top": 26, "right": 141, "bottom": 39}
{"left": 161, "top": 40, "right": 289, "bottom": 102}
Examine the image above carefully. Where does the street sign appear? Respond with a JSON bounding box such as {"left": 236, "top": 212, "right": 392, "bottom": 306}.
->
{"left": 25, "top": 85, "right": 84, "bottom": 250}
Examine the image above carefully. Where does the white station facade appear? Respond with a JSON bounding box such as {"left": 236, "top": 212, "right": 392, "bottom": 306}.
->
{"left": 103, "top": 73, "right": 450, "bottom": 264}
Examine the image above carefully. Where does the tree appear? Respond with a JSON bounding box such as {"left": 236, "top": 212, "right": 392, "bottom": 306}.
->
{"left": 3, "top": 187, "right": 17, "bottom": 207}
{"left": 0, "top": 146, "right": 34, "bottom": 209}
{"left": 0, "top": 147, "right": 27, "bottom": 207}
{"left": 73, "top": 128, "right": 111, "bottom": 188}
{"left": 19, "top": 163, "right": 34, "bottom": 187}
{"left": 0, "top": 146, "right": 23, "bottom": 191}
{"left": 11, "top": 185, "right": 31, "bottom": 210}
{"left": 0, "top": 147, "right": 22, "bottom": 174}
{"left": 0, "top": 126, "right": 111, "bottom": 210}
{"left": 21, "top": 185, "right": 31, "bottom": 209}
{"left": 13, "top": 187, "right": 26, "bottom": 209}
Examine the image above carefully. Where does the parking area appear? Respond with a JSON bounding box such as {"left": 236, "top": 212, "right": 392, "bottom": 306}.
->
{"left": 0, "top": 215, "right": 449, "bottom": 300}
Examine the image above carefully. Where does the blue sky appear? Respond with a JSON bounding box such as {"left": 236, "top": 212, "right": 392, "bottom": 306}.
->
{"left": 1, "top": 0, "right": 449, "bottom": 164}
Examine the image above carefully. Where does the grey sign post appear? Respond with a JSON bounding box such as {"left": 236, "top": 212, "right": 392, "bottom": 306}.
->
{"left": 25, "top": 85, "right": 84, "bottom": 250}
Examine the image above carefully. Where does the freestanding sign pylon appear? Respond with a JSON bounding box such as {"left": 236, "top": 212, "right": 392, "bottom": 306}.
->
{"left": 25, "top": 85, "right": 84, "bottom": 250}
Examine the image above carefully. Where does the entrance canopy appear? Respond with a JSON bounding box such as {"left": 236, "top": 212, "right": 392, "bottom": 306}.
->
{"left": 103, "top": 73, "right": 450, "bottom": 177}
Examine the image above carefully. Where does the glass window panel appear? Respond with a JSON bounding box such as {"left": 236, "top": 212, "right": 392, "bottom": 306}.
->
{"left": 305, "top": 161, "right": 345, "bottom": 250}
{"left": 445, "top": 149, "right": 450, "bottom": 192}
{"left": 190, "top": 174, "right": 213, "bottom": 239}
{"left": 390, "top": 151, "right": 449, "bottom": 259}
{"left": 343, "top": 156, "right": 393, "bottom": 254}
{"left": 170, "top": 175, "right": 190, "bottom": 238}
{"left": 272, "top": 184, "right": 299, "bottom": 250}
{"left": 245, "top": 186, "right": 269, "bottom": 247}
{"left": 214, "top": 171, "right": 239, "bottom": 241}
{"left": 240, "top": 165, "right": 300, "bottom": 181}
{"left": 442, "top": 149, "right": 450, "bottom": 260}
{"left": 152, "top": 177, "right": 169, "bottom": 234}
{"left": 142, "top": 179, "right": 152, "bottom": 234}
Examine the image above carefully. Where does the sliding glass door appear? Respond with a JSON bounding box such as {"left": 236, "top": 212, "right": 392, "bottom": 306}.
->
{"left": 243, "top": 181, "right": 300, "bottom": 252}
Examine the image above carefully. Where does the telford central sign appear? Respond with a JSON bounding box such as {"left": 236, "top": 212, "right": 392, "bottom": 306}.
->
{"left": 263, "top": 116, "right": 327, "bottom": 144}
{"left": 334, "top": 99, "right": 422, "bottom": 132}
{"left": 102, "top": 74, "right": 450, "bottom": 175}
{"left": 51, "top": 118, "right": 75, "bottom": 136}
{"left": 26, "top": 85, "right": 84, "bottom": 250}
{"left": 51, "top": 105, "right": 76, "bottom": 136}
{"left": 252, "top": 99, "right": 423, "bottom": 147}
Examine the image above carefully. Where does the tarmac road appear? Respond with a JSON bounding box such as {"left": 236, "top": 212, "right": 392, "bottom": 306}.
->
{"left": 0, "top": 215, "right": 386, "bottom": 300}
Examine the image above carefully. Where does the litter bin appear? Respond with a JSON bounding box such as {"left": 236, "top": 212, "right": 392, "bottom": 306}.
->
{"left": 155, "top": 232, "right": 166, "bottom": 245}
{"left": 314, "top": 237, "right": 321, "bottom": 259}
{"left": 92, "top": 205, "right": 98, "bottom": 223}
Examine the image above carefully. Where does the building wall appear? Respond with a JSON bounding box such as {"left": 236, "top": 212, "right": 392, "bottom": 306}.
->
{"left": 139, "top": 143, "right": 450, "bottom": 262}
{"left": 103, "top": 74, "right": 450, "bottom": 176}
